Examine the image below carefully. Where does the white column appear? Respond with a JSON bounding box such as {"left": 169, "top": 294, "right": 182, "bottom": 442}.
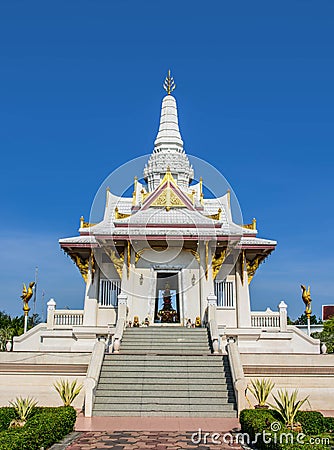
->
{"left": 278, "top": 300, "right": 288, "bottom": 332}
{"left": 83, "top": 263, "right": 99, "bottom": 327}
{"left": 47, "top": 298, "right": 56, "bottom": 329}
{"left": 199, "top": 242, "right": 214, "bottom": 322}
{"left": 235, "top": 255, "right": 251, "bottom": 328}
{"left": 207, "top": 294, "right": 217, "bottom": 323}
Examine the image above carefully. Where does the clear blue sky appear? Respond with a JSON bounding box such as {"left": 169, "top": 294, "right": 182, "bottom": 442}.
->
{"left": 1, "top": 1, "right": 333, "bottom": 320}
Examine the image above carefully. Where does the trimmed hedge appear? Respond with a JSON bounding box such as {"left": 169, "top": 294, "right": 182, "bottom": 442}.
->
{"left": 0, "top": 406, "right": 76, "bottom": 450}
{"left": 295, "top": 411, "right": 325, "bottom": 435}
{"left": 324, "top": 416, "right": 334, "bottom": 433}
{"left": 0, "top": 407, "right": 16, "bottom": 431}
{"left": 240, "top": 409, "right": 332, "bottom": 450}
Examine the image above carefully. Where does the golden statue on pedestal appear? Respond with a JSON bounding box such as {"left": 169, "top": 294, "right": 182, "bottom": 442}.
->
{"left": 21, "top": 282, "right": 35, "bottom": 313}
{"left": 301, "top": 284, "right": 312, "bottom": 318}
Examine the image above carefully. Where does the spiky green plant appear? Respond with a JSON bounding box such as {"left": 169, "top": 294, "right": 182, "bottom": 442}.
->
{"left": 270, "top": 389, "right": 310, "bottom": 429}
{"left": 248, "top": 378, "right": 275, "bottom": 407}
{"left": 54, "top": 379, "right": 83, "bottom": 407}
{"left": 9, "top": 396, "right": 37, "bottom": 427}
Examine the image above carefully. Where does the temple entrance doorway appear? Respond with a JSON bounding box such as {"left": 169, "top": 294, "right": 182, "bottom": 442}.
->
{"left": 154, "top": 272, "right": 180, "bottom": 323}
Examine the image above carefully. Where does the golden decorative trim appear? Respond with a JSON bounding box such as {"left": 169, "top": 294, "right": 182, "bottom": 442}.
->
{"left": 80, "top": 216, "right": 96, "bottom": 228}
{"left": 246, "top": 256, "right": 261, "bottom": 284}
{"left": 105, "top": 248, "right": 124, "bottom": 279}
{"left": 90, "top": 251, "right": 96, "bottom": 284}
{"left": 243, "top": 218, "right": 257, "bottom": 230}
{"left": 199, "top": 177, "right": 204, "bottom": 205}
{"left": 212, "top": 248, "right": 230, "bottom": 280}
{"left": 71, "top": 254, "right": 89, "bottom": 283}
{"left": 206, "top": 208, "right": 222, "bottom": 221}
{"left": 114, "top": 207, "right": 131, "bottom": 220}
{"left": 150, "top": 170, "right": 187, "bottom": 210}
{"left": 163, "top": 69, "right": 176, "bottom": 95}
{"left": 132, "top": 176, "right": 138, "bottom": 206}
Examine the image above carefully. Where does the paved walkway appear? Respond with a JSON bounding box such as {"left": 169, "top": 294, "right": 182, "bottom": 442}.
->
{"left": 66, "top": 431, "right": 243, "bottom": 449}
{"left": 66, "top": 416, "right": 243, "bottom": 449}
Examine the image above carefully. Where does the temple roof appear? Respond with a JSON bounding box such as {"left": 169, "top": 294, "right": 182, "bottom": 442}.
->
{"left": 143, "top": 90, "right": 194, "bottom": 192}
{"left": 59, "top": 74, "right": 277, "bottom": 254}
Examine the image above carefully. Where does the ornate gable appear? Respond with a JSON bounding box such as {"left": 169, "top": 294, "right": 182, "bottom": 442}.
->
{"left": 142, "top": 168, "right": 195, "bottom": 212}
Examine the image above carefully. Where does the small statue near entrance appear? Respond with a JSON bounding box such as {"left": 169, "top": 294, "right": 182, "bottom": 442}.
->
{"left": 158, "top": 283, "right": 178, "bottom": 323}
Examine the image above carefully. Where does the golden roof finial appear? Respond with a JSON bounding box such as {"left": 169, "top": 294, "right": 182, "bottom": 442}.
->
{"left": 163, "top": 69, "right": 176, "bottom": 95}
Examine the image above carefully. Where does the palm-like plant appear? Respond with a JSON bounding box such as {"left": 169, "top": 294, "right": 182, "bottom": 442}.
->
{"left": 54, "top": 379, "right": 83, "bottom": 406}
{"left": 9, "top": 396, "right": 38, "bottom": 427}
{"left": 270, "top": 389, "right": 310, "bottom": 429}
{"left": 248, "top": 378, "right": 275, "bottom": 408}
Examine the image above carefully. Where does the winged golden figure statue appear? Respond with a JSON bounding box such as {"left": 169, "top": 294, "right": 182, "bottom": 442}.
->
{"left": 301, "top": 284, "right": 312, "bottom": 318}
{"left": 21, "top": 281, "right": 35, "bottom": 312}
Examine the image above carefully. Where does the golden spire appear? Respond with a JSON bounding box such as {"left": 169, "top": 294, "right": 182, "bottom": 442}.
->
{"left": 163, "top": 69, "right": 176, "bottom": 95}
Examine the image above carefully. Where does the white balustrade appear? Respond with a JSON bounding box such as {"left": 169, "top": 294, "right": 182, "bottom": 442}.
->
{"left": 53, "top": 310, "right": 84, "bottom": 326}
{"left": 99, "top": 279, "right": 121, "bottom": 307}
{"left": 251, "top": 308, "right": 280, "bottom": 328}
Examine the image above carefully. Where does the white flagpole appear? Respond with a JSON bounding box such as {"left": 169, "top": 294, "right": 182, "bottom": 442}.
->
{"left": 32, "top": 267, "right": 38, "bottom": 325}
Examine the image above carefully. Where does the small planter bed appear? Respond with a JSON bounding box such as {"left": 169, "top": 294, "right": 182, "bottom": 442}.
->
{"left": 0, "top": 406, "right": 76, "bottom": 450}
{"left": 240, "top": 409, "right": 334, "bottom": 450}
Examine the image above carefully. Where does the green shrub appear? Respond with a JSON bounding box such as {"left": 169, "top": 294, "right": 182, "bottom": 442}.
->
{"left": 295, "top": 410, "right": 325, "bottom": 435}
{"left": 324, "top": 416, "right": 334, "bottom": 432}
{"left": 0, "top": 406, "right": 76, "bottom": 450}
{"left": 240, "top": 409, "right": 332, "bottom": 450}
{"left": 0, "top": 407, "right": 16, "bottom": 431}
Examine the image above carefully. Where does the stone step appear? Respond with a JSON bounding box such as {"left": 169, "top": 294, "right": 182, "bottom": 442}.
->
{"left": 100, "top": 365, "right": 229, "bottom": 373}
{"left": 94, "top": 389, "right": 233, "bottom": 398}
{"left": 96, "top": 382, "right": 232, "bottom": 391}
{"left": 104, "top": 355, "right": 223, "bottom": 362}
{"left": 123, "top": 330, "right": 208, "bottom": 335}
{"left": 99, "top": 367, "right": 231, "bottom": 376}
{"left": 124, "top": 327, "right": 207, "bottom": 330}
{"left": 99, "top": 375, "right": 232, "bottom": 389}
{"left": 93, "top": 403, "right": 236, "bottom": 412}
{"left": 121, "top": 342, "right": 209, "bottom": 345}
{"left": 102, "top": 360, "right": 224, "bottom": 367}
{"left": 93, "top": 325, "right": 236, "bottom": 418}
{"left": 93, "top": 396, "right": 235, "bottom": 405}
{"left": 99, "top": 376, "right": 232, "bottom": 384}
{"left": 92, "top": 410, "right": 238, "bottom": 418}
{"left": 119, "top": 347, "right": 210, "bottom": 352}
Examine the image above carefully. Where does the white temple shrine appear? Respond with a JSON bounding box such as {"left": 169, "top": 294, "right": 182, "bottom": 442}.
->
{"left": 10, "top": 73, "right": 333, "bottom": 418}
{"left": 14, "top": 72, "right": 319, "bottom": 357}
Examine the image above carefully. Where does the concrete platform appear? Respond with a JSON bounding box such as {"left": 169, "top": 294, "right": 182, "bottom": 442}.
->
{"left": 75, "top": 414, "right": 240, "bottom": 432}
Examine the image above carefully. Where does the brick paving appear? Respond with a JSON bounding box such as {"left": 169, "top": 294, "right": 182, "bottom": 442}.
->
{"left": 66, "top": 430, "right": 243, "bottom": 449}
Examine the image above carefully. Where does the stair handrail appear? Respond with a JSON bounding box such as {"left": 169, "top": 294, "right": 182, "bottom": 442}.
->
{"left": 112, "top": 293, "right": 128, "bottom": 353}
{"left": 227, "top": 339, "right": 248, "bottom": 416}
{"left": 207, "top": 294, "right": 219, "bottom": 353}
{"left": 209, "top": 319, "right": 219, "bottom": 354}
{"left": 84, "top": 340, "right": 105, "bottom": 417}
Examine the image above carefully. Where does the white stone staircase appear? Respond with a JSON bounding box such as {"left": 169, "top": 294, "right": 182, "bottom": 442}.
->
{"left": 92, "top": 327, "right": 237, "bottom": 417}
